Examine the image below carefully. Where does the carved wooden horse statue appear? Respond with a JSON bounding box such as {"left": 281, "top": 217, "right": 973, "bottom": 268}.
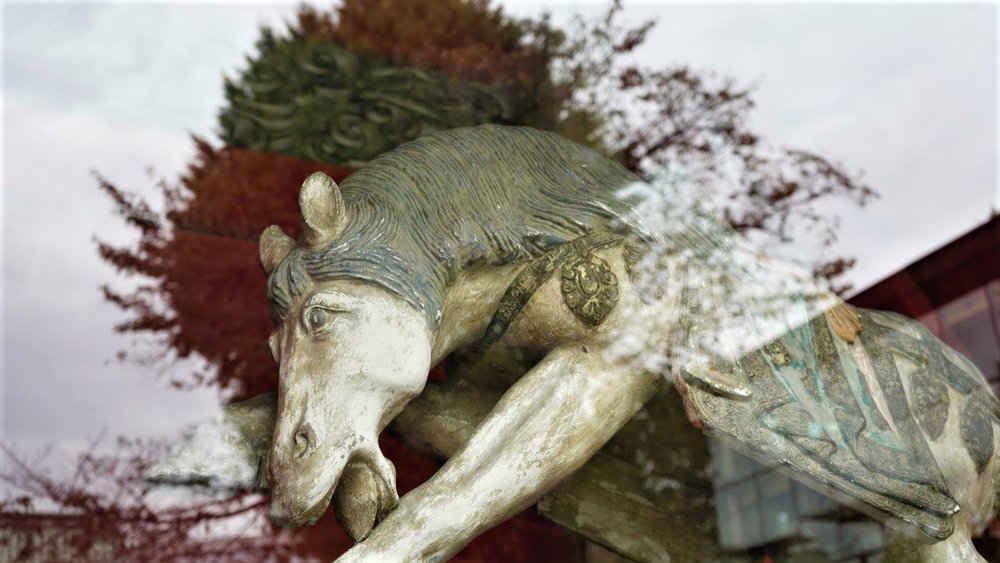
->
{"left": 153, "top": 125, "right": 998, "bottom": 561}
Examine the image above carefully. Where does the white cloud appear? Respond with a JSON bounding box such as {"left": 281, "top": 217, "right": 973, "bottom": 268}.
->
{"left": 1, "top": 104, "right": 223, "bottom": 454}
{"left": 4, "top": 3, "right": 293, "bottom": 136}
{"left": 605, "top": 3, "right": 998, "bottom": 290}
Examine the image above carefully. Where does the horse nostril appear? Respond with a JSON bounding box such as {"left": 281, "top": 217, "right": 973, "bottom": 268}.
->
{"left": 293, "top": 423, "right": 317, "bottom": 458}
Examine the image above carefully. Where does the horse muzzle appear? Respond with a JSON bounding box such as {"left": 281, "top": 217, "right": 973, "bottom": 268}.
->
{"left": 268, "top": 435, "right": 398, "bottom": 530}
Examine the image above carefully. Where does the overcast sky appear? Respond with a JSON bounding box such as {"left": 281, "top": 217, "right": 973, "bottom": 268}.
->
{"left": 2, "top": 2, "right": 998, "bottom": 470}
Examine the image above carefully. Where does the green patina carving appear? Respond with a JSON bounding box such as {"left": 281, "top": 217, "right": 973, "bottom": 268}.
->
{"left": 220, "top": 35, "right": 516, "bottom": 166}
{"left": 560, "top": 253, "right": 619, "bottom": 326}
{"left": 679, "top": 301, "right": 1000, "bottom": 543}
{"left": 682, "top": 306, "right": 972, "bottom": 541}
{"left": 911, "top": 366, "right": 950, "bottom": 441}
{"left": 961, "top": 393, "right": 994, "bottom": 473}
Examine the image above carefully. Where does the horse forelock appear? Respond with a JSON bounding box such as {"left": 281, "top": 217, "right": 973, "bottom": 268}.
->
{"left": 266, "top": 125, "right": 640, "bottom": 330}
{"left": 266, "top": 195, "right": 435, "bottom": 326}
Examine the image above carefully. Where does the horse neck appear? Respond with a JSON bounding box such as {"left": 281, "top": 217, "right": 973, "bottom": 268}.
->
{"left": 429, "top": 261, "right": 524, "bottom": 366}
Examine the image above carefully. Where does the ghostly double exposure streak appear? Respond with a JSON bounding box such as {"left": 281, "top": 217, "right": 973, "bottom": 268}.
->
{"left": 2, "top": 1, "right": 886, "bottom": 561}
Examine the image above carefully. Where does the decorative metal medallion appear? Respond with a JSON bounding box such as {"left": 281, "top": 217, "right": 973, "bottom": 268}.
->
{"left": 471, "top": 233, "right": 623, "bottom": 356}
{"left": 560, "top": 253, "right": 619, "bottom": 326}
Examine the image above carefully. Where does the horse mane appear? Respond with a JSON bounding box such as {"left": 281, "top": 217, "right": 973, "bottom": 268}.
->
{"left": 267, "top": 125, "right": 640, "bottom": 328}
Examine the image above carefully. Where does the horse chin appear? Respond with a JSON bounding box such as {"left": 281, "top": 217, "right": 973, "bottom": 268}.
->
{"left": 270, "top": 462, "right": 340, "bottom": 528}
{"left": 295, "top": 481, "right": 339, "bottom": 527}
{"left": 276, "top": 455, "right": 397, "bottom": 532}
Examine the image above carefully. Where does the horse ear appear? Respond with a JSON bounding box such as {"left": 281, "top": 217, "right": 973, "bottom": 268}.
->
{"left": 260, "top": 225, "right": 295, "bottom": 276}
{"left": 299, "top": 171, "right": 346, "bottom": 248}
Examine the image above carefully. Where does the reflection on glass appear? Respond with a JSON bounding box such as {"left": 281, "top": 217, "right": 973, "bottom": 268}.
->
{"left": 919, "top": 280, "right": 1000, "bottom": 392}
{"left": 711, "top": 440, "right": 887, "bottom": 560}
{"left": 3, "top": 1, "right": 997, "bottom": 562}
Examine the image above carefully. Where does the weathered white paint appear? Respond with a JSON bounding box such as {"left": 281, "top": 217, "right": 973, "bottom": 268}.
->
{"left": 253, "top": 170, "right": 996, "bottom": 562}
{"left": 148, "top": 417, "right": 258, "bottom": 489}
{"left": 268, "top": 281, "right": 428, "bottom": 529}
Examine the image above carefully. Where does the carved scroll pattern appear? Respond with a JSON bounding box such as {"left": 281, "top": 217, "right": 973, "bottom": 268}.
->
{"left": 677, "top": 304, "right": 1000, "bottom": 541}
{"left": 220, "top": 39, "right": 514, "bottom": 166}
{"left": 961, "top": 393, "right": 995, "bottom": 474}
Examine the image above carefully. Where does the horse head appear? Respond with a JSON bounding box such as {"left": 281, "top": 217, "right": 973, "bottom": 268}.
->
{"left": 259, "top": 172, "right": 433, "bottom": 534}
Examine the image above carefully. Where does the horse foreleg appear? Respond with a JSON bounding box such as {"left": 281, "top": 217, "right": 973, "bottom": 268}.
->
{"left": 335, "top": 345, "right": 659, "bottom": 562}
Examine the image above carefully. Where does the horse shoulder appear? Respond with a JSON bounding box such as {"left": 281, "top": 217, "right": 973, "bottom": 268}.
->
{"left": 498, "top": 245, "right": 652, "bottom": 363}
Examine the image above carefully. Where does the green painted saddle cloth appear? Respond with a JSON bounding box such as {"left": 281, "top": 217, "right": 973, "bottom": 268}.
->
{"left": 678, "top": 296, "right": 999, "bottom": 541}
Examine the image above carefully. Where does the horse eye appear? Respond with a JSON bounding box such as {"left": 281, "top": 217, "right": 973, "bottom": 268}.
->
{"left": 306, "top": 307, "right": 332, "bottom": 333}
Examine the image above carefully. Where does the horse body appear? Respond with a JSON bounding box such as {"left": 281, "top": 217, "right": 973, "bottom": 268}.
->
{"left": 257, "top": 125, "right": 998, "bottom": 561}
